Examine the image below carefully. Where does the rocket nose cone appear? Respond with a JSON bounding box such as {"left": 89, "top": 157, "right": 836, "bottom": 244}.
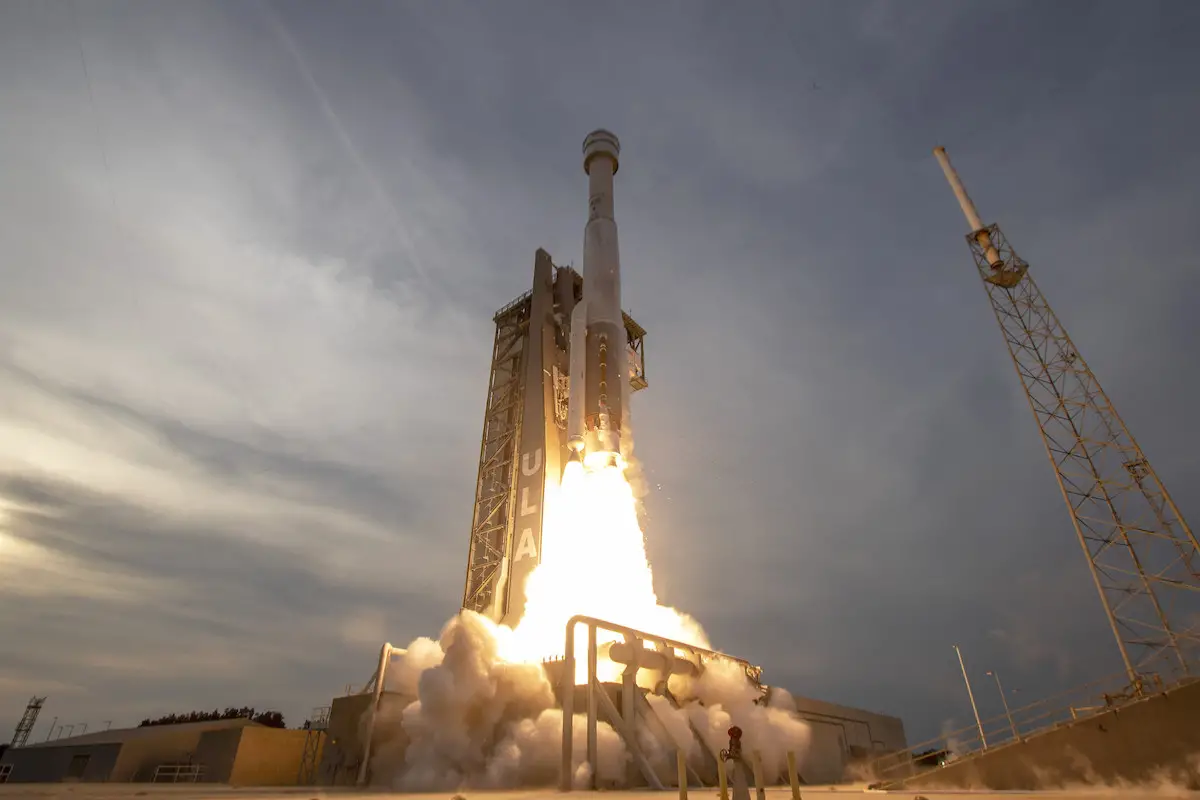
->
{"left": 583, "top": 129, "right": 620, "bottom": 174}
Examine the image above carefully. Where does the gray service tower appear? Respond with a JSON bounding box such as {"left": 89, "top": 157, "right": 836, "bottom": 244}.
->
{"left": 462, "top": 130, "right": 647, "bottom": 628}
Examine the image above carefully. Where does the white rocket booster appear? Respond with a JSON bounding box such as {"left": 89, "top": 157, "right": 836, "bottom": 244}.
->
{"left": 567, "top": 129, "right": 627, "bottom": 469}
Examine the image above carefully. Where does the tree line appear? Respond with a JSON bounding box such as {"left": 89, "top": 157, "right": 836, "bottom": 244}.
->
{"left": 138, "top": 706, "right": 285, "bottom": 729}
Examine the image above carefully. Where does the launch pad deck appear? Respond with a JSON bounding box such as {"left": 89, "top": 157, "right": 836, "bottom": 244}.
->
{"left": 3, "top": 786, "right": 1196, "bottom": 799}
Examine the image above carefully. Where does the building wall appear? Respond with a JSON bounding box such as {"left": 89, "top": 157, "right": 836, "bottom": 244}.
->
{"left": 319, "top": 691, "right": 415, "bottom": 786}
{"left": 788, "top": 692, "right": 907, "bottom": 784}
{"left": 318, "top": 693, "right": 373, "bottom": 786}
{"left": 194, "top": 728, "right": 244, "bottom": 783}
{"left": 229, "top": 727, "right": 316, "bottom": 786}
{"left": 109, "top": 726, "right": 216, "bottom": 782}
{"left": 800, "top": 719, "right": 848, "bottom": 784}
{"left": 0, "top": 720, "right": 270, "bottom": 784}
{"left": 0, "top": 743, "right": 122, "bottom": 783}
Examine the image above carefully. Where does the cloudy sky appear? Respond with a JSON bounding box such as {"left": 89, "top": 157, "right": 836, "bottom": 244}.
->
{"left": 2, "top": 0, "right": 1198, "bottom": 747}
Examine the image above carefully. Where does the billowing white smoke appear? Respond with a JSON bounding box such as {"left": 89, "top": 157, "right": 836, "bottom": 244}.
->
{"left": 367, "top": 613, "right": 812, "bottom": 790}
{"left": 666, "top": 658, "right": 812, "bottom": 783}
{"left": 368, "top": 611, "right": 628, "bottom": 790}
{"left": 365, "top": 419, "right": 810, "bottom": 789}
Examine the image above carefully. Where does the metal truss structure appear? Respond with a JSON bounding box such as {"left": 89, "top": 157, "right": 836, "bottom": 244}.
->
{"left": 9, "top": 696, "right": 45, "bottom": 747}
{"left": 462, "top": 290, "right": 533, "bottom": 617}
{"left": 557, "top": 616, "right": 764, "bottom": 791}
{"left": 964, "top": 221, "right": 1200, "bottom": 686}
{"left": 296, "top": 705, "right": 330, "bottom": 785}
{"left": 462, "top": 252, "right": 647, "bottom": 624}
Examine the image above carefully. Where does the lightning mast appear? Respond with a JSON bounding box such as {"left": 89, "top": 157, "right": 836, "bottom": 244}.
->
{"left": 10, "top": 696, "right": 46, "bottom": 747}
{"left": 934, "top": 146, "right": 1200, "bottom": 689}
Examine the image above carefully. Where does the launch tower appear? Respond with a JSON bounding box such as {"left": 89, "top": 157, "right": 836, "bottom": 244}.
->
{"left": 934, "top": 147, "right": 1200, "bottom": 688}
{"left": 327, "top": 131, "right": 909, "bottom": 790}
{"left": 461, "top": 250, "right": 647, "bottom": 627}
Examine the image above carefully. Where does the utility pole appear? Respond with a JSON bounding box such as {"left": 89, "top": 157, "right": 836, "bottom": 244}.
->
{"left": 953, "top": 644, "right": 987, "bottom": 750}
{"left": 986, "top": 670, "right": 1018, "bottom": 740}
{"left": 934, "top": 146, "right": 1200, "bottom": 687}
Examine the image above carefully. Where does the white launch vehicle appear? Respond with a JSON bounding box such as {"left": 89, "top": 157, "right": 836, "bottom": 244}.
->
{"left": 567, "top": 129, "right": 627, "bottom": 469}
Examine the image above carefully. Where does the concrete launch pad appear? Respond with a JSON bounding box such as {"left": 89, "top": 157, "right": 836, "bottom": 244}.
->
{"left": 318, "top": 616, "right": 907, "bottom": 789}
{"left": 3, "top": 786, "right": 1197, "bottom": 799}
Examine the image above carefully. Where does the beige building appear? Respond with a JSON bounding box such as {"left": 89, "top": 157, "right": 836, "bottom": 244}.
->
{"left": 0, "top": 717, "right": 322, "bottom": 785}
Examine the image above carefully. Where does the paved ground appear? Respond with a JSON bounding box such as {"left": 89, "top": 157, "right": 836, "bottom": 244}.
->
{"left": 2, "top": 787, "right": 1198, "bottom": 799}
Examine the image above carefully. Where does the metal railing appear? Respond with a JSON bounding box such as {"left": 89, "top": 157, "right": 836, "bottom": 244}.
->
{"left": 862, "top": 666, "right": 1197, "bottom": 785}
{"left": 151, "top": 763, "right": 206, "bottom": 783}
{"left": 559, "top": 615, "right": 763, "bottom": 791}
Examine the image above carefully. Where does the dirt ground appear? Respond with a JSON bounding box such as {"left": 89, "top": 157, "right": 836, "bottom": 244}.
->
{"left": 2, "top": 786, "right": 1199, "bottom": 800}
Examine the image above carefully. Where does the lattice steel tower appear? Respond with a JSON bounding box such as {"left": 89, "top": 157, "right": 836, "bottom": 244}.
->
{"left": 10, "top": 696, "right": 46, "bottom": 747}
{"left": 934, "top": 146, "right": 1200, "bottom": 688}
{"left": 462, "top": 249, "right": 646, "bottom": 627}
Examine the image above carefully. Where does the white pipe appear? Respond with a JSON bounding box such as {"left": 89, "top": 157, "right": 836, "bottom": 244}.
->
{"left": 357, "top": 642, "right": 394, "bottom": 786}
{"left": 933, "top": 146, "right": 1003, "bottom": 267}
{"left": 933, "top": 146, "right": 985, "bottom": 232}
{"left": 953, "top": 644, "right": 988, "bottom": 750}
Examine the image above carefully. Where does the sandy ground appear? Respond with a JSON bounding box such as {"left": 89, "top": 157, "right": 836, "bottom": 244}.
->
{"left": 1, "top": 787, "right": 1198, "bottom": 800}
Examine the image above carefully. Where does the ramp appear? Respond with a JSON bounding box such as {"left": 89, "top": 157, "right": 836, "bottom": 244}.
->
{"left": 890, "top": 677, "right": 1200, "bottom": 791}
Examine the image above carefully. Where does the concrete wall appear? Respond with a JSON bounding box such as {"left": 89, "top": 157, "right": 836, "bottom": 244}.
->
{"left": 194, "top": 728, "right": 244, "bottom": 783}
{"left": 229, "top": 727, "right": 316, "bottom": 786}
{"left": 788, "top": 691, "right": 907, "bottom": 784}
{"left": 318, "top": 692, "right": 373, "bottom": 786}
{"left": 0, "top": 743, "right": 122, "bottom": 783}
{"left": 901, "top": 678, "right": 1200, "bottom": 791}
{"left": 109, "top": 726, "right": 212, "bottom": 782}
{"left": 319, "top": 691, "right": 418, "bottom": 786}
{"left": 801, "top": 719, "right": 848, "bottom": 784}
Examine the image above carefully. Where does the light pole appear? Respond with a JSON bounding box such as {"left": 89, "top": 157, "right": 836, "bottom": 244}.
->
{"left": 953, "top": 644, "right": 988, "bottom": 750}
{"left": 986, "top": 670, "right": 1018, "bottom": 740}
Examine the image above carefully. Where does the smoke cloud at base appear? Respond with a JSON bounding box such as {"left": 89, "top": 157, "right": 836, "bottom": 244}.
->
{"left": 368, "top": 611, "right": 628, "bottom": 790}
{"left": 365, "top": 610, "right": 814, "bottom": 790}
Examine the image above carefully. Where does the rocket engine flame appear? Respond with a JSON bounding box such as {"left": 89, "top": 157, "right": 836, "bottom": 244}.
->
{"left": 501, "top": 460, "right": 710, "bottom": 669}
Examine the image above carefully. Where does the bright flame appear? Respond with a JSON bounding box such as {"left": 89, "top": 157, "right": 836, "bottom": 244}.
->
{"left": 499, "top": 459, "right": 709, "bottom": 671}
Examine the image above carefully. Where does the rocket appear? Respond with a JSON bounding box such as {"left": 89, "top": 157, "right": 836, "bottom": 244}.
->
{"left": 567, "top": 129, "right": 627, "bottom": 469}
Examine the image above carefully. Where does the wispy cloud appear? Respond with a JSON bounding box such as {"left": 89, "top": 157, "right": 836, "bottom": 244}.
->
{"left": 1, "top": 0, "right": 1198, "bottom": 743}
